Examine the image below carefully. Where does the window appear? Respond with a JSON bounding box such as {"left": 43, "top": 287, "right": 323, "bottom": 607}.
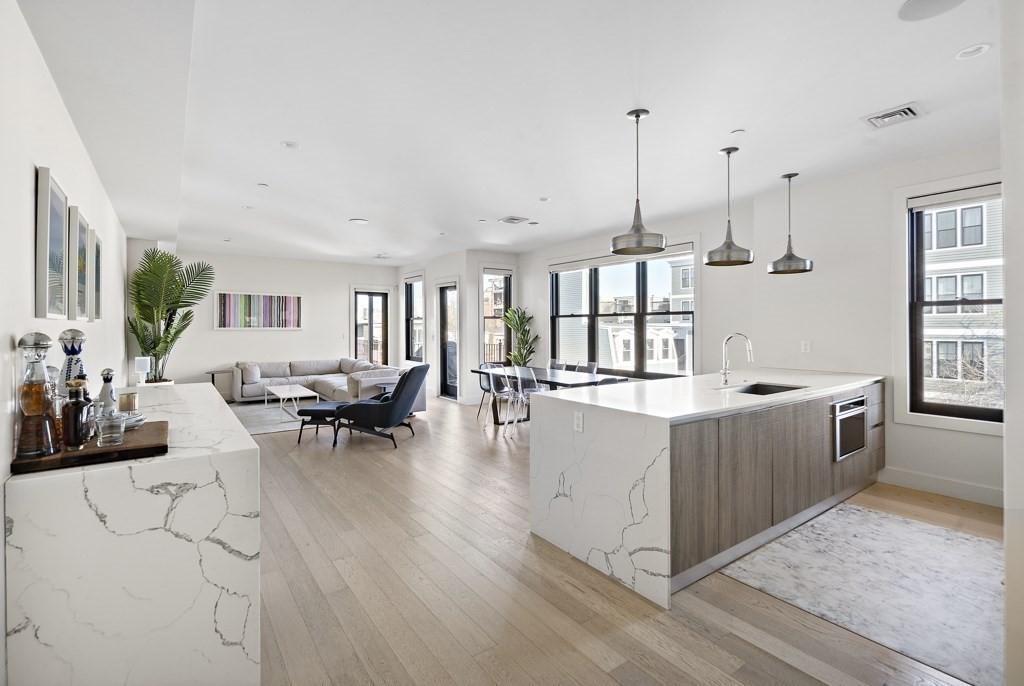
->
{"left": 550, "top": 251, "right": 696, "bottom": 377}
{"left": 482, "top": 271, "right": 511, "bottom": 363}
{"left": 961, "top": 206, "right": 983, "bottom": 246}
{"left": 405, "top": 280, "right": 424, "bottom": 362}
{"left": 909, "top": 185, "right": 1002, "bottom": 422}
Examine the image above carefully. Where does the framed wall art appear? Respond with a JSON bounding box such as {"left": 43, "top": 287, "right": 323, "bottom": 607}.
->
{"left": 215, "top": 292, "right": 302, "bottom": 330}
{"left": 67, "top": 206, "right": 90, "bottom": 321}
{"left": 89, "top": 230, "right": 103, "bottom": 321}
{"left": 35, "top": 166, "right": 68, "bottom": 319}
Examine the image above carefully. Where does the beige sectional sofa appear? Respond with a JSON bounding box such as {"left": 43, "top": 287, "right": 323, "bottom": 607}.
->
{"left": 231, "top": 358, "right": 426, "bottom": 412}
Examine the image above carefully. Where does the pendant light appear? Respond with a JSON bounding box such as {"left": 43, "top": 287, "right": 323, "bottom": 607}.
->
{"left": 704, "top": 147, "right": 754, "bottom": 266}
{"left": 768, "top": 173, "right": 814, "bottom": 274}
{"left": 611, "top": 109, "right": 666, "bottom": 255}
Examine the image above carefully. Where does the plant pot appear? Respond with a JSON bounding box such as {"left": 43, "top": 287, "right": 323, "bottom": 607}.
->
{"left": 144, "top": 379, "right": 175, "bottom": 386}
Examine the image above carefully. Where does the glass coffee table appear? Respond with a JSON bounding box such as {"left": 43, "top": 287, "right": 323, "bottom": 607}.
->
{"left": 265, "top": 384, "right": 321, "bottom": 421}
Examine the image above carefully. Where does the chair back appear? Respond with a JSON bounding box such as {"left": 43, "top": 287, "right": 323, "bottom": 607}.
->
{"left": 579, "top": 361, "right": 598, "bottom": 374}
{"left": 548, "top": 359, "right": 566, "bottom": 370}
{"left": 513, "top": 366, "right": 538, "bottom": 394}
{"left": 377, "top": 364, "right": 430, "bottom": 427}
{"left": 478, "top": 362, "right": 497, "bottom": 392}
{"left": 597, "top": 377, "right": 619, "bottom": 385}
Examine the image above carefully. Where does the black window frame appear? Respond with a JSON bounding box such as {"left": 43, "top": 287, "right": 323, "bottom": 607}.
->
{"left": 908, "top": 206, "right": 1002, "bottom": 422}
{"left": 482, "top": 272, "right": 512, "bottom": 363}
{"left": 405, "top": 280, "right": 424, "bottom": 363}
{"left": 550, "top": 259, "right": 696, "bottom": 379}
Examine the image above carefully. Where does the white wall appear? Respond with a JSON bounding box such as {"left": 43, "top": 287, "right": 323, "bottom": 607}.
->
{"left": 518, "top": 146, "right": 1003, "bottom": 505}
{"left": 168, "top": 251, "right": 398, "bottom": 394}
{"left": 1000, "top": 0, "right": 1023, "bottom": 679}
{"left": 0, "top": 1, "right": 130, "bottom": 680}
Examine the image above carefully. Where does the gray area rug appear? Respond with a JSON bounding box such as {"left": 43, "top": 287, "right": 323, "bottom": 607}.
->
{"left": 230, "top": 398, "right": 321, "bottom": 435}
{"left": 722, "top": 502, "right": 1004, "bottom": 686}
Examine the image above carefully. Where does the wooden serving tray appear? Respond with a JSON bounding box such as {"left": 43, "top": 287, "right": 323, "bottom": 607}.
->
{"left": 11, "top": 421, "right": 170, "bottom": 475}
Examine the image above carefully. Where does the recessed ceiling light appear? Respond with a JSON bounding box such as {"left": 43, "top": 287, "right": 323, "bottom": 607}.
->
{"left": 280, "top": 140, "right": 301, "bottom": 150}
{"left": 478, "top": 219, "right": 487, "bottom": 223}
{"left": 241, "top": 205, "right": 254, "bottom": 210}
{"left": 729, "top": 129, "right": 746, "bottom": 135}
{"left": 374, "top": 253, "right": 389, "bottom": 260}
{"left": 256, "top": 182, "right": 270, "bottom": 189}
{"left": 539, "top": 197, "right": 550, "bottom": 202}
{"left": 528, "top": 221, "right": 540, "bottom": 225}
{"left": 955, "top": 43, "right": 991, "bottom": 60}
{"left": 224, "top": 238, "right": 232, "bottom": 243}
{"left": 439, "top": 232, "right": 447, "bottom": 236}
{"left": 348, "top": 218, "right": 369, "bottom": 224}
{"left": 898, "top": 0, "right": 965, "bottom": 21}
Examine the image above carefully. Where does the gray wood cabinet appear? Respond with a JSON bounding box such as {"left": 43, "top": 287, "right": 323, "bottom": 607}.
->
{"left": 669, "top": 419, "right": 719, "bottom": 576}
{"left": 770, "top": 397, "right": 833, "bottom": 524}
{"left": 670, "top": 382, "right": 885, "bottom": 581}
{"left": 718, "top": 411, "right": 773, "bottom": 549}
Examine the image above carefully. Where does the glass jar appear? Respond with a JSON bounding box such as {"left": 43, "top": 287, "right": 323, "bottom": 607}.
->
{"left": 15, "top": 333, "right": 60, "bottom": 458}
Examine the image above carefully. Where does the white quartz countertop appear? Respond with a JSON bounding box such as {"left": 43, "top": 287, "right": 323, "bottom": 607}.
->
{"left": 540, "top": 368, "right": 885, "bottom": 424}
{"left": 9, "top": 382, "right": 257, "bottom": 481}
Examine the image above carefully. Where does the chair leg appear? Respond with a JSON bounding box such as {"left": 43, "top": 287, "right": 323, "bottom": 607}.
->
{"left": 315, "top": 423, "right": 320, "bottom": 435}
{"left": 332, "top": 422, "right": 341, "bottom": 447}
{"left": 297, "top": 420, "right": 305, "bottom": 444}
{"left": 400, "top": 421, "right": 415, "bottom": 436}
{"left": 476, "top": 391, "right": 488, "bottom": 419}
{"left": 390, "top": 433, "right": 397, "bottom": 449}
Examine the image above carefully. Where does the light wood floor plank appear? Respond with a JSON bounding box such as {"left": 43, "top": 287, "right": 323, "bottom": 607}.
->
{"left": 257, "top": 398, "right": 1001, "bottom": 686}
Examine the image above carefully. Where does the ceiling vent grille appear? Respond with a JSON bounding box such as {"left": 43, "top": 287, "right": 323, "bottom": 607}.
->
{"left": 864, "top": 103, "right": 921, "bottom": 129}
{"left": 498, "top": 215, "right": 529, "bottom": 224}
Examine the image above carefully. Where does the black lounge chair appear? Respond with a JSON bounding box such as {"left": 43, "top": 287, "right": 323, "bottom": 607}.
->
{"left": 298, "top": 364, "right": 429, "bottom": 448}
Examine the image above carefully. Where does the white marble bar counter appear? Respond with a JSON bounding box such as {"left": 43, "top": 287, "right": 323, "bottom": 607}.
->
{"left": 6, "top": 383, "right": 260, "bottom": 685}
{"left": 530, "top": 368, "right": 883, "bottom": 609}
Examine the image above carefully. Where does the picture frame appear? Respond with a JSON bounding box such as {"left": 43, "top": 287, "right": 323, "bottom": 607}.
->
{"left": 214, "top": 292, "right": 302, "bottom": 330}
{"left": 35, "top": 166, "right": 68, "bottom": 319}
{"left": 67, "top": 206, "right": 90, "bottom": 321}
{"left": 88, "top": 230, "right": 103, "bottom": 321}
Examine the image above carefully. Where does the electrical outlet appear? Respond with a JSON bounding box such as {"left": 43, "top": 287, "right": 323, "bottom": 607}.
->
{"left": 800, "top": 340, "right": 812, "bottom": 353}
{"left": 573, "top": 411, "right": 584, "bottom": 433}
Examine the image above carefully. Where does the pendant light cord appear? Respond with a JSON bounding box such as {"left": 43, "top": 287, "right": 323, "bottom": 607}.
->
{"left": 787, "top": 176, "right": 792, "bottom": 240}
{"left": 635, "top": 113, "right": 640, "bottom": 201}
{"left": 726, "top": 151, "right": 732, "bottom": 221}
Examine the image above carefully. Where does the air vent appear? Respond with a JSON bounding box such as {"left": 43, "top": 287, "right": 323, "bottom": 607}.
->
{"left": 498, "top": 215, "right": 529, "bottom": 224}
{"left": 864, "top": 103, "right": 921, "bottom": 129}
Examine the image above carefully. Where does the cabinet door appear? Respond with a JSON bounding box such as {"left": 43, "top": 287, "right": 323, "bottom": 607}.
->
{"left": 670, "top": 419, "right": 719, "bottom": 576}
{"left": 771, "top": 398, "right": 832, "bottom": 524}
{"left": 718, "top": 411, "right": 773, "bottom": 549}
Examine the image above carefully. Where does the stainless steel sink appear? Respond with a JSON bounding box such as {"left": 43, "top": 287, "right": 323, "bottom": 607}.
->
{"left": 718, "top": 382, "right": 808, "bottom": 395}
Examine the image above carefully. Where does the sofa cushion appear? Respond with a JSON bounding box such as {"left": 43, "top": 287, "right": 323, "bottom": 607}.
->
{"left": 238, "top": 362, "right": 260, "bottom": 385}
{"left": 352, "top": 360, "right": 375, "bottom": 372}
{"left": 338, "top": 358, "right": 360, "bottom": 374}
{"left": 259, "top": 361, "right": 291, "bottom": 378}
{"left": 291, "top": 359, "right": 341, "bottom": 376}
{"left": 313, "top": 376, "right": 349, "bottom": 396}
{"left": 240, "top": 377, "right": 292, "bottom": 397}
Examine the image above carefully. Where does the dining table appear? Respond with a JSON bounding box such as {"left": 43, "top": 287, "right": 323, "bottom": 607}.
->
{"left": 470, "top": 366, "right": 629, "bottom": 425}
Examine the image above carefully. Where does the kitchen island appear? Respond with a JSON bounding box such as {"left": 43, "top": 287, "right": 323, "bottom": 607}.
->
{"left": 5, "top": 383, "right": 260, "bottom": 685}
{"left": 530, "top": 368, "right": 884, "bottom": 608}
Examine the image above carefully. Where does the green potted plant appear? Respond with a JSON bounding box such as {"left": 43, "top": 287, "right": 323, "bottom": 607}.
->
{"left": 127, "top": 248, "right": 215, "bottom": 383}
{"left": 501, "top": 306, "right": 541, "bottom": 367}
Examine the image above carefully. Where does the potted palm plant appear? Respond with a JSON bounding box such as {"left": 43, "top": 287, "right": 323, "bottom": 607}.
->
{"left": 127, "top": 248, "right": 215, "bottom": 383}
{"left": 501, "top": 306, "right": 541, "bottom": 367}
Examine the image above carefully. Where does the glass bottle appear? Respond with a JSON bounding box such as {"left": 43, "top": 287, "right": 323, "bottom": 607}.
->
{"left": 97, "top": 368, "right": 118, "bottom": 417}
{"left": 15, "top": 333, "right": 60, "bottom": 459}
{"left": 57, "top": 329, "right": 87, "bottom": 397}
{"left": 62, "top": 386, "right": 91, "bottom": 451}
{"left": 76, "top": 373, "right": 96, "bottom": 439}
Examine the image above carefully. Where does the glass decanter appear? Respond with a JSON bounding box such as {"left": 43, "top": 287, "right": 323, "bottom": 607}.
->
{"left": 15, "top": 332, "right": 60, "bottom": 458}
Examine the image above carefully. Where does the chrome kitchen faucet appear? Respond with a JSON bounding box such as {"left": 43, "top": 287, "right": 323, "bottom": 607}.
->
{"left": 721, "top": 333, "right": 753, "bottom": 386}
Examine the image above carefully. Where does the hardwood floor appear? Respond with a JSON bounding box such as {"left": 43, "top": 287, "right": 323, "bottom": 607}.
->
{"left": 258, "top": 399, "right": 997, "bottom": 686}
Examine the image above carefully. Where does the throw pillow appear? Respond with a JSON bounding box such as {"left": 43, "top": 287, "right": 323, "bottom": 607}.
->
{"left": 239, "top": 362, "right": 260, "bottom": 385}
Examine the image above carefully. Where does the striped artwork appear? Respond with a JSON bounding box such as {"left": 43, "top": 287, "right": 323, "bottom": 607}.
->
{"left": 215, "top": 292, "right": 302, "bottom": 329}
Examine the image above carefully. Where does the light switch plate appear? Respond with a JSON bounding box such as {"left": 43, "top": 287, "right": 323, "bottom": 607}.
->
{"left": 800, "top": 340, "right": 812, "bottom": 353}
{"left": 573, "top": 411, "right": 584, "bottom": 433}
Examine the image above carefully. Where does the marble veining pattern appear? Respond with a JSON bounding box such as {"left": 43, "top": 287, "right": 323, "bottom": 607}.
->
{"left": 721, "top": 503, "right": 1004, "bottom": 686}
{"left": 530, "top": 395, "right": 671, "bottom": 607}
{"left": 6, "top": 383, "right": 260, "bottom": 685}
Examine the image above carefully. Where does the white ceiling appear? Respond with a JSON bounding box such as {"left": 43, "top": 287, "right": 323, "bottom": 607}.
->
{"left": 20, "top": 0, "right": 1000, "bottom": 265}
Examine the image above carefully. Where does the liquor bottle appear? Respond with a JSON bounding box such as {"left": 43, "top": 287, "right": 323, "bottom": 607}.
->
{"left": 97, "top": 368, "right": 118, "bottom": 416}
{"left": 62, "top": 385, "right": 92, "bottom": 451}
{"left": 15, "top": 333, "right": 60, "bottom": 458}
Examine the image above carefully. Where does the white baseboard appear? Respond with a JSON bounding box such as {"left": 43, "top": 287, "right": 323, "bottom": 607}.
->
{"left": 877, "top": 466, "right": 1003, "bottom": 507}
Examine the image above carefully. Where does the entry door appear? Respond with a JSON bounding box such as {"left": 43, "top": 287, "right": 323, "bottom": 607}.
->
{"left": 439, "top": 285, "right": 458, "bottom": 398}
{"left": 355, "top": 291, "right": 388, "bottom": 365}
